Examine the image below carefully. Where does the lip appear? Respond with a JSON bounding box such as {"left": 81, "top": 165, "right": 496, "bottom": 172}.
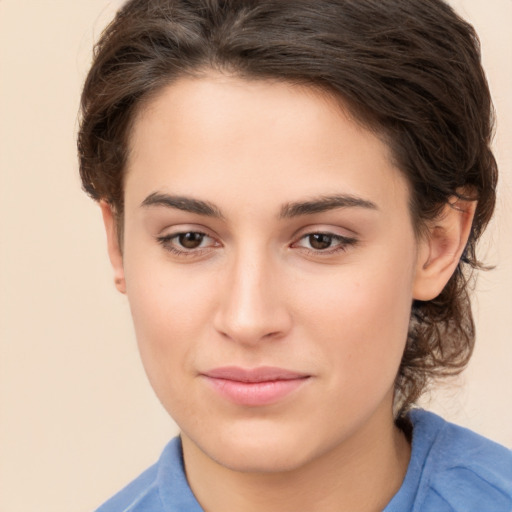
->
{"left": 201, "top": 366, "right": 310, "bottom": 406}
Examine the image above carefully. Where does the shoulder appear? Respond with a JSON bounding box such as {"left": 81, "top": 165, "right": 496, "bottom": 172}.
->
{"left": 410, "top": 409, "right": 512, "bottom": 512}
{"left": 94, "top": 437, "right": 200, "bottom": 512}
{"left": 94, "top": 462, "right": 162, "bottom": 512}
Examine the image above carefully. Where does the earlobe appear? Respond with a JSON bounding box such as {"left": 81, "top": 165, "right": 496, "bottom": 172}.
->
{"left": 413, "top": 196, "right": 477, "bottom": 301}
{"left": 100, "top": 201, "right": 126, "bottom": 294}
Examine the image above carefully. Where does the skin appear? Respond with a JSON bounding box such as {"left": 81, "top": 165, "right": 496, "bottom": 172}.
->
{"left": 102, "top": 73, "right": 475, "bottom": 512}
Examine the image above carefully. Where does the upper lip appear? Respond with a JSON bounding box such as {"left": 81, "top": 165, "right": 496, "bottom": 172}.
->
{"left": 203, "top": 366, "right": 310, "bottom": 383}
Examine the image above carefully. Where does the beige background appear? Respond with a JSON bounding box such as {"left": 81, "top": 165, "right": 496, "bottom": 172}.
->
{"left": 0, "top": 1, "right": 510, "bottom": 511}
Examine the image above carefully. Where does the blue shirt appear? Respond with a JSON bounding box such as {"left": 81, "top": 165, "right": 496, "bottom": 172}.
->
{"left": 95, "top": 410, "right": 512, "bottom": 511}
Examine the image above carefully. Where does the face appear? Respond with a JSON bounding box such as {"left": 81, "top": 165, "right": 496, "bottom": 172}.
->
{"left": 111, "top": 74, "right": 428, "bottom": 473}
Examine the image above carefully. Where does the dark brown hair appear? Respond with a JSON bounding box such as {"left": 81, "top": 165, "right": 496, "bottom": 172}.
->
{"left": 78, "top": 0, "right": 497, "bottom": 421}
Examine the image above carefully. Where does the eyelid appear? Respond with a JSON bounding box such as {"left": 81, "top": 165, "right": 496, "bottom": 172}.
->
{"left": 154, "top": 224, "right": 358, "bottom": 257}
{"left": 291, "top": 223, "right": 358, "bottom": 240}
{"left": 290, "top": 229, "right": 359, "bottom": 255}
{"left": 155, "top": 226, "right": 221, "bottom": 257}
{"left": 290, "top": 220, "right": 359, "bottom": 237}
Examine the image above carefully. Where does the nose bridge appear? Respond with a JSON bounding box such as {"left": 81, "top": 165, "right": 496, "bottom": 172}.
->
{"left": 214, "top": 242, "right": 290, "bottom": 344}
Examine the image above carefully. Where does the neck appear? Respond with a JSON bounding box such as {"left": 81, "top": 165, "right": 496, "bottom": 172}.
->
{"left": 181, "top": 404, "right": 411, "bottom": 512}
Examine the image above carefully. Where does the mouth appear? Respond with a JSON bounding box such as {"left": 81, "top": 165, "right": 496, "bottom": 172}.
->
{"left": 201, "top": 366, "right": 311, "bottom": 406}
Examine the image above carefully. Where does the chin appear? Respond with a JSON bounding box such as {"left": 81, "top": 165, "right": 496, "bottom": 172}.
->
{"left": 185, "top": 418, "right": 323, "bottom": 474}
{"left": 211, "top": 443, "right": 311, "bottom": 474}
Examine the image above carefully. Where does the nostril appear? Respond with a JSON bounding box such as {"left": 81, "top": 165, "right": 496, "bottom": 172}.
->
{"left": 213, "top": 308, "right": 292, "bottom": 345}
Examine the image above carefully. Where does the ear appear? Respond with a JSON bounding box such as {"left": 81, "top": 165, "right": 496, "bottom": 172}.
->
{"left": 413, "top": 196, "right": 477, "bottom": 301}
{"left": 100, "top": 201, "right": 126, "bottom": 294}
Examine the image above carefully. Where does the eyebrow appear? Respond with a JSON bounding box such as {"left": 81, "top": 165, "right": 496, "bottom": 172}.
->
{"left": 279, "top": 194, "right": 378, "bottom": 218}
{"left": 140, "top": 192, "right": 377, "bottom": 219}
{"left": 141, "top": 192, "right": 224, "bottom": 219}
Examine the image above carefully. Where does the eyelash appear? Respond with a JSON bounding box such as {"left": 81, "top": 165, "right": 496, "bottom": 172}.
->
{"left": 156, "top": 231, "right": 358, "bottom": 257}
{"left": 292, "top": 233, "right": 358, "bottom": 256}
{"left": 156, "top": 231, "right": 215, "bottom": 257}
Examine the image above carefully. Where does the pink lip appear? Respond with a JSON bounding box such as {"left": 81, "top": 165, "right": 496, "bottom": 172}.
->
{"left": 202, "top": 366, "right": 310, "bottom": 406}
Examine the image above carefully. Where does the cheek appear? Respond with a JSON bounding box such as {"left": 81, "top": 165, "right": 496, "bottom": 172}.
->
{"left": 125, "top": 242, "right": 218, "bottom": 332}
{"left": 122, "top": 255, "right": 219, "bottom": 397}
{"left": 298, "top": 257, "right": 414, "bottom": 393}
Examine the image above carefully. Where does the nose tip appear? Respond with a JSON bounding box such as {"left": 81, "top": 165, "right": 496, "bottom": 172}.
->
{"left": 216, "top": 316, "right": 286, "bottom": 345}
{"left": 213, "top": 260, "right": 292, "bottom": 346}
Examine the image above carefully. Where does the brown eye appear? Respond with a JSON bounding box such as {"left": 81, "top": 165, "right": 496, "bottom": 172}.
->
{"left": 178, "top": 232, "right": 205, "bottom": 249}
{"left": 308, "top": 233, "right": 333, "bottom": 250}
{"left": 157, "top": 230, "right": 219, "bottom": 256}
{"left": 292, "top": 231, "right": 357, "bottom": 255}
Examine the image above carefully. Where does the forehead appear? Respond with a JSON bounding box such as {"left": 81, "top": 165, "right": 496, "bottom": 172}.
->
{"left": 125, "top": 73, "right": 410, "bottom": 217}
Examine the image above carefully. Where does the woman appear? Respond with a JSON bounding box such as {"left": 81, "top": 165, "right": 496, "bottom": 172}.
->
{"left": 78, "top": 0, "right": 512, "bottom": 510}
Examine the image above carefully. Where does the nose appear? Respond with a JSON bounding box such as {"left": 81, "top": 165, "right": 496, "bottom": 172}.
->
{"left": 213, "top": 248, "right": 292, "bottom": 346}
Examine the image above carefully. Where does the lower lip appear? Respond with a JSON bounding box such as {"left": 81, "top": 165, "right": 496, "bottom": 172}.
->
{"left": 204, "top": 377, "right": 309, "bottom": 406}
